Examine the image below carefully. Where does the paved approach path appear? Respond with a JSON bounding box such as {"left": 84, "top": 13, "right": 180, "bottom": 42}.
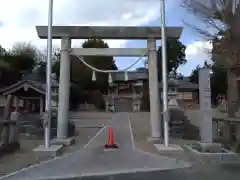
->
{"left": 0, "top": 113, "right": 191, "bottom": 180}
{"left": 84, "top": 113, "right": 134, "bottom": 150}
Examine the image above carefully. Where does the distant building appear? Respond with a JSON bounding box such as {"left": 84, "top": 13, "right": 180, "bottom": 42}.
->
{"left": 110, "top": 69, "right": 198, "bottom": 109}
{"left": 0, "top": 67, "right": 59, "bottom": 114}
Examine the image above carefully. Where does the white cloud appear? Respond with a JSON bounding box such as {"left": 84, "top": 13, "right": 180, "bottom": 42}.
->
{"left": 185, "top": 41, "right": 212, "bottom": 56}
{"left": 179, "top": 41, "right": 213, "bottom": 76}
{"left": 0, "top": 0, "right": 162, "bottom": 51}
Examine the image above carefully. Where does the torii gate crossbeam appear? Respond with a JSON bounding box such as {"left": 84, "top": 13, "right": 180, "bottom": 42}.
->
{"left": 36, "top": 25, "right": 183, "bottom": 147}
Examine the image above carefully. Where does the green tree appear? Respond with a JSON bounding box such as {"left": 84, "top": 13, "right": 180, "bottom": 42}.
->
{"left": 0, "top": 46, "right": 10, "bottom": 75}
{"left": 69, "top": 83, "right": 84, "bottom": 110}
{"left": 0, "top": 43, "right": 41, "bottom": 87}
{"left": 176, "top": 73, "right": 185, "bottom": 80}
{"left": 182, "top": 0, "right": 240, "bottom": 117}
{"left": 53, "top": 38, "right": 117, "bottom": 93}
{"left": 0, "top": 45, "right": 6, "bottom": 55}
{"left": 145, "top": 38, "right": 186, "bottom": 78}
{"left": 189, "top": 61, "right": 227, "bottom": 104}
{"left": 211, "top": 63, "right": 227, "bottom": 104}
{"left": 34, "top": 51, "right": 61, "bottom": 81}
{"left": 157, "top": 38, "right": 187, "bottom": 76}
{"left": 11, "top": 43, "right": 40, "bottom": 60}
{"left": 189, "top": 61, "right": 211, "bottom": 84}
{"left": 189, "top": 65, "right": 200, "bottom": 84}
{"left": 77, "top": 38, "right": 117, "bottom": 93}
{"left": 52, "top": 38, "right": 118, "bottom": 109}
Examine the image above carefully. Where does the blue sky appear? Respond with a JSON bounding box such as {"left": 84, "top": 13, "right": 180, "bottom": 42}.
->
{"left": 0, "top": 0, "right": 212, "bottom": 76}
{"left": 115, "top": 2, "right": 212, "bottom": 76}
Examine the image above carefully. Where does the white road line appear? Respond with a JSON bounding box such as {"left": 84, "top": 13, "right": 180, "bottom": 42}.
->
{"left": 74, "top": 124, "right": 105, "bottom": 128}
{"left": 134, "top": 149, "right": 167, "bottom": 158}
{"left": 127, "top": 114, "right": 136, "bottom": 150}
{"left": 83, "top": 124, "right": 107, "bottom": 148}
{"left": 0, "top": 125, "right": 107, "bottom": 180}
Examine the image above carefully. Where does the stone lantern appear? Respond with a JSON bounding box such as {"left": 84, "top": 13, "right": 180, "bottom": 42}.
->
{"left": 168, "top": 71, "right": 179, "bottom": 107}
{"left": 51, "top": 73, "right": 59, "bottom": 95}
{"left": 166, "top": 71, "right": 187, "bottom": 138}
{"left": 132, "top": 80, "right": 143, "bottom": 112}
{"left": 51, "top": 73, "right": 59, "bottom": 116}
{"left": 105, "top": 83, "right": 117, "bottom": 112}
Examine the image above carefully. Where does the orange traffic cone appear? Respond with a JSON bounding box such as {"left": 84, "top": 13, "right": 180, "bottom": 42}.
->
{"left": 104, "top": 127, "right": 118, "bottom": 149}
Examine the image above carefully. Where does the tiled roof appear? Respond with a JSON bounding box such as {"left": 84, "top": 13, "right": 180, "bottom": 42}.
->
{"left": 0, "top": 80, "right": 45, "bottom": 95}
{"left": 113, "top": 71, "right": 198, "bottom": 90}
{"left": 0, "top": 71, "right": 59, "bottom": 95}
{"left": 159, "top": 80, "right": 198, "bottom": 90}
{"left": 113, "top": 71, "right": 148, "bottom": 81}
{"left": 22, "top": 71, "right": 59, "bottom": 88}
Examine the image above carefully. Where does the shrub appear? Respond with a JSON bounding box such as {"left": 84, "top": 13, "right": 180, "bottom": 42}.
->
{"left": 236, "top": 144, "right": 240, "bottom": 153}
{"left": 141, "top": 82, "right": 150, "bottom": 111}
{"left": 88, "top": 90, "right": 105, "bottom": 110}
{"left": 69, "top": 83, "right": 84, "bottom": 110}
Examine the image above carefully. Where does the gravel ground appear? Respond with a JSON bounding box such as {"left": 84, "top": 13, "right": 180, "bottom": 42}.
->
{"left": 0, "top": 117, "right": 105, "bottom": 176}
{"left": 128, "top": 112, "right": 196, "bottom": 161}
{"left": 128, "top": 112, "right": 240, "bottom": 180}
{"left": 68, "top": 112, "right": 114, "bottom": 119}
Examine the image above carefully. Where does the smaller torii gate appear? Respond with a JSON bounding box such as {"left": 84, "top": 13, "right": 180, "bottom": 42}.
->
{"left": 35, "top": 25, "right": 182, "bottom": 144}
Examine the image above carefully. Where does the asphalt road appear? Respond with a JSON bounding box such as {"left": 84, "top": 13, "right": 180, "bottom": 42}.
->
{"left": 2, "top": 112, "right": 240, "bottom": 180}
{"left": 0, "top": 113, "right": 191, "bottom": 180}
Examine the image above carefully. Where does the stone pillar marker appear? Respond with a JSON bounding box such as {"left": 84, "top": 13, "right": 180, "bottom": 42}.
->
{"left": 147, "top": 38, "right": 161, "bottom": 141}
{"left": 9, "top": 111, "right": 20, "bottom": 144}
{"left": 199, "top": 68, "right": 213, "bottom": 143}
{"left": 57, "top": 36, "right": 71, "bottom": 139}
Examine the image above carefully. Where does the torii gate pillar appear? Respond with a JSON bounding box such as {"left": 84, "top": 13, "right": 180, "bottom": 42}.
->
{"left": 147, "top": 38, "right": 161, "bottom": 140}
{"left": 57, "top": 37, "right": 71, "bottom": 139}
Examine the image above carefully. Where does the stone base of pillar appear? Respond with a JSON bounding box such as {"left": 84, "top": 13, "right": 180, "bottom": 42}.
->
{"left": 51, "top": 137, "right": 75, "bottom": 146}
{"left": 195, "top": 142, "right": 223, "bottom": 152}
{"left": 147, "top": 137, "right": 161, "bottom": 144}
{"left": 154, "top": 144, "right": 183, "bottom": 152}
{"left": 107, "top": 105, "right": 116, "bottom": 112}
{"left": 33, "top": 145, "right": 63, "bottom": 160}
{"left": 132, "top": 103, "right": 140, "bottom": 112}
{"left": 222, "top": 123, "right": 230, "bottom": 142}
{"left": 184, "top": 141, "right": 225, "bottom": 153}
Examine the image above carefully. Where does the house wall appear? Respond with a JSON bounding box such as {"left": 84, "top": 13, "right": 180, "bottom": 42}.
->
{"left": 0, "top": 96, "right": 24, "bottom": 107}
{"left": 115, "top": 82, "right": 199, "bottom": 111}
{"left": 213, "top": 119, "right": 240, "bottom": 147}
{"left": 0, "top": 94, "right": 58, "bottom": 114}
{"left": 0, "top": 95, "right": 25, "bottom": 115}
{"left": 160, "top": 90, "right": 198, "bottom": 109}
{"left": 118, "top": 87, "right": 133, "bottom": 98}
{"left": 176, "top": 90, "right": 198, "bottom": 109}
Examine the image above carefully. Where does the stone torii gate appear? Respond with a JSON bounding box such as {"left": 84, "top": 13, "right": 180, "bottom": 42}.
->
{"left": 35, "top": 26, "right": 182, "bottom": 144}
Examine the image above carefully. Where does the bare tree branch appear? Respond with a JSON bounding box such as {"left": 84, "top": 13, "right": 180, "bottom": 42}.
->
{"left": 182, "top": 0, "right": 240, "bottom": 66}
